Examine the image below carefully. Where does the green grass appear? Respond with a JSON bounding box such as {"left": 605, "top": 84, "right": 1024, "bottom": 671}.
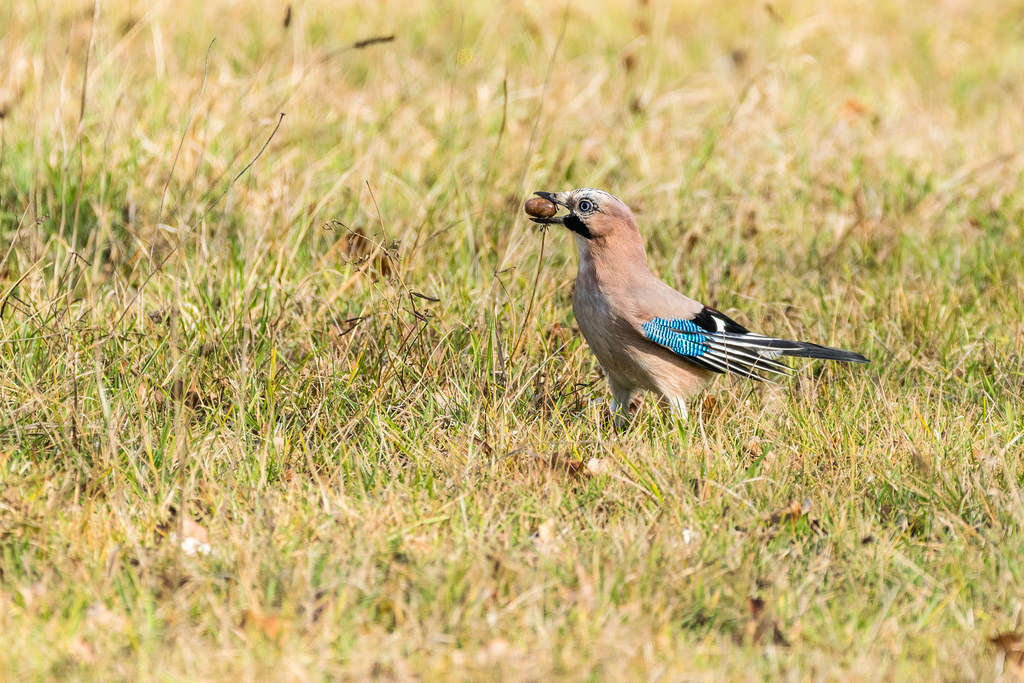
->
{"left": 2, "top": 0, "right": 1023, "bottom": 679}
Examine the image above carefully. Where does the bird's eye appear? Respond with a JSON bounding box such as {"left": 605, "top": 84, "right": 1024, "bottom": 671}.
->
{"left": 578, "top": 199, "right": 594, "bottom": 213}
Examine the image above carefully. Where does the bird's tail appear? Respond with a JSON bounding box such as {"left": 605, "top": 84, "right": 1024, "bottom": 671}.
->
{"left": 755, "top": 338, "right": 869, "bottom": 364}
{"left": 678, "top": 331, "right": 869, "bottom": 380}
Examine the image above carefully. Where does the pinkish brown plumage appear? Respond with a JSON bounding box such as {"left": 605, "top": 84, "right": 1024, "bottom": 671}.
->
{"left": 529, "top": 188, "right": 868, "bottom": 422}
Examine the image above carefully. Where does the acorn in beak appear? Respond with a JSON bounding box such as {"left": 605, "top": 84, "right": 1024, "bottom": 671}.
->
{"left": 525, "top": 191, "right": 570, "bottom": 225}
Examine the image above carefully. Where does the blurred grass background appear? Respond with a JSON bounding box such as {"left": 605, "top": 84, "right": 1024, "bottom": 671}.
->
{"left": 1, "top": 0, "right": 1023, "bottom": 678}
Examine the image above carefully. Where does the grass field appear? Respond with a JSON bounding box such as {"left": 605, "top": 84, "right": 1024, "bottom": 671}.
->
{"left": 2, "top": 0, "right": 1024, "bottom": 679}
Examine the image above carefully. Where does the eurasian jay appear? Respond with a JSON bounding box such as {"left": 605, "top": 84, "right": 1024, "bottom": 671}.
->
{"left": 528, "top": 188, "right": 868, "bottom": 420}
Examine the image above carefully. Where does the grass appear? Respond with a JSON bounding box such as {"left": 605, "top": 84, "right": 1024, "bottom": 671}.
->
{"left": 2, "top": 0, "right": 1023, "bottom": 678}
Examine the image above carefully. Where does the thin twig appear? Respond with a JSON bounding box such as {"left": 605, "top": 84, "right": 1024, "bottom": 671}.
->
{"left": 514, "top": 2, "right": 572, "bottom": 198}
{"left": 70, "top": 0, "right": 101, "bottom": 276}
{"left": 205, "top": 113, "right": 285, "bottom": 218}
{"left": 110, "top": 112, "right": 285, "bottom": 333}
{"left": 158, "top": 39, "right": 215, "bottom": 228}
{"left": 510, "top": 227, "right": 547, "bottom": 359}
{"left": 353, "top": 35, "right": 395, "bottom": 49}
{"left": 480, "top": 73, "right": 508, "bottom": 200}
{"left": 78, "top": 0, "right": 100, "bottom": 127}
{"left": 505, "top": 2, "right": 571, "bottom": 363}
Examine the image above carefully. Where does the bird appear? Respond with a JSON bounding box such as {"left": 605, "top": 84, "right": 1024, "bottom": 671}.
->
{"left": 527, "top": 188, "right": 868, "bottom": 421}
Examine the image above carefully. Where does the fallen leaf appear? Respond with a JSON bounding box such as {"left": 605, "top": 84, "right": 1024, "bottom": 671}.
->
{"left": 403, "top": 534, "right": 434, "bottom": 554}
{"left": 737, "top": 595, "right": 790, "bottom": 647}
{"left": 990, "top": 632, "right": 1022, "bottom": 652}
{"left": 177, "top": 517, "right": 211, "bottom": 556}
{"left": 159, "top": 510, "right": 213, "bottom": 556}
{"left": 762, "top": 499, "right": 825, "bottom": 536}
{"left": 839, "top": 97, "right": 869, "bottom": 121}
{"left": 764, "top": 499, "right": 809, "bottom": 525}
{"left": 241, "top": 610, "right": 290, "bottom": 640}
{"left": 746, "top": 617, "right": 790, "bottom": 647}
{"left": 534, "top": 518, "right": 561, "bottom": 556}
{"left": 700, "top": 394, "right": 721, "bottom": 416}
{"left": 506, "top": 450, "right": 586, "bottom": 479}
{"left": 546, "top": 452, "right": 586, "bottom": 477}
{"left": 990, "top": 632, "right": 1024, "bottom": 679}
{"left": 471, "top": 435, "right": 493, "bottom": 456}
{"left": 748, "top": 596, "right": 765, "bottom": 621}
{"left": 622, "top": 50, "right": 636, "bottom": 73}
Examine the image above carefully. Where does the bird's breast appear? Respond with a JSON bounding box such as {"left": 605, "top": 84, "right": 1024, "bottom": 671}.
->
{"left": 572, "top": 283, "right": 644, "bottom": 376}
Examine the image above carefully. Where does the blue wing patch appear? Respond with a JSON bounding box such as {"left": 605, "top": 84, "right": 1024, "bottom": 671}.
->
{"left": 641, "top": 317, "right": 708, "bottom": 357}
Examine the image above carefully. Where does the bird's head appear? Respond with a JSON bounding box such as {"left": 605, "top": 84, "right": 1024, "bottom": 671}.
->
{"left": 528, "top": 188, "right": 636, "bottom": 240}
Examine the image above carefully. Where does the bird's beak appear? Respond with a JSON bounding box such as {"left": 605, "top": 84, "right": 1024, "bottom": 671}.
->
{"left": 529, "top": 191, "right": 570, "bottom": 225}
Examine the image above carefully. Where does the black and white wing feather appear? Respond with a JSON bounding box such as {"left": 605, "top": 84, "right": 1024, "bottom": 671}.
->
{"left": 641, "top": 306, "right": 868, "bottom": 381}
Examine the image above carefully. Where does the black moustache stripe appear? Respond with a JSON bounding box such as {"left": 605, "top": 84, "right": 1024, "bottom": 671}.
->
{"left": 564, "top": 214, "right": 593, "bottom": 239}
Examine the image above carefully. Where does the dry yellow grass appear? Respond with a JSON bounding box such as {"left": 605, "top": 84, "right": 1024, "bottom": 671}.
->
{"left": 1, "top": 0, "right": 1023, "bottom": 679}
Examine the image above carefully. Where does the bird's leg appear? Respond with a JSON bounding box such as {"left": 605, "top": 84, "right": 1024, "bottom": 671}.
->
{"left": 607, "top": 376, "right": 641, "bottom": 431}
{"left": 659, "top": 395, "right": 689, "bottom": 421}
